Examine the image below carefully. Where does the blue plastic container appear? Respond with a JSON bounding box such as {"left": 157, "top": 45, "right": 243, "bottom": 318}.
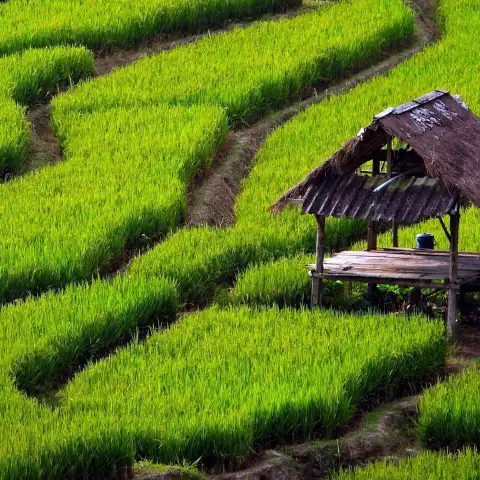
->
{"left": 416, "top": 233, "right": 435, "bottom": 249}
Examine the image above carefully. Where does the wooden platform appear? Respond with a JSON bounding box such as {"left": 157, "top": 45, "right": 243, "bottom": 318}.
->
{"left": 307, "top": 248, "right": 480, "bottom": 289}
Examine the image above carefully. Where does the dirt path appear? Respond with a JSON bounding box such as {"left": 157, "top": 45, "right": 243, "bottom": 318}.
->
{"left": 186, "top": 0, "right": 438, "bottom": 227}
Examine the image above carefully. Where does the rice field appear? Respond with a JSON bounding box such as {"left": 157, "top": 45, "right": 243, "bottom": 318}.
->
{"left": 336, "top": 449, "right": 480, "bottom": 480}
{"left": 0, "top": 0, "right": 300, "bottom": 55}
{"left": 0, "top": 105, "right": 227, "bottom": 301}
{"left": 0, "top": 306, "right": 444, "bottom": 477}
{"left": 418, "top": 366, "right": 480, "bottom": 449}
{"left": 0, "top": 0, "right": 477, "bottom": 476}
{"left": 0, "top": 0, "right": 412, "bottom": 303}
{"left": 0, "top": 47, "right": 93, "bottom": 172}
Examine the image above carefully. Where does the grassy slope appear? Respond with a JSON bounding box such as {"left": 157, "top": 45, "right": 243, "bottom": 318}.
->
{"left": 0, "top": 0, "right": 413, "bottom": 302}
{"left": 0, "top": 0, "right": 300, "bottom": 55}
{"left": 0, "top": 47, "right": 93, "bottom": 172}
{"left": 58, "top": 307, "right": 444, "bottom": 470}
{"left": 418, "top": 366, "right": 480, "bottom": 449}
{"left": 336, "top": 448, "right": 480, "bottom": 480}
{"left": 0, "top": 0, "right": 476, "bottom": 475}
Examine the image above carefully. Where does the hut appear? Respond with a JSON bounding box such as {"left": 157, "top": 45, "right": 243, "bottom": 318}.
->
{"left": 272, "top": 90, "right": 480, "bottom": 341}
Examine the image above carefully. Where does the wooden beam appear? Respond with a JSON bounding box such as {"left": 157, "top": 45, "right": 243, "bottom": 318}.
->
{"left": 382, "top": 247, "right": 480, "bottom": 257}
{"left": 367, "top": 221, "right": 378, "bottom": 251}
{"left": 315, "top": 273, "right": 455, "bottom": 290}
{"left": 385, "top": 139, "right": 398, "bottom": 248}
{"left": 372, "top": 153, "right": 380, "bottom": 176}
{"left": 311, "top": 215, "right": 326, "bottom": 308}
{"left": 438, "top": 217, "right": 451, "bottom": 243}
{"left": 447, "top": 212, "right": 460, "bottom": 342}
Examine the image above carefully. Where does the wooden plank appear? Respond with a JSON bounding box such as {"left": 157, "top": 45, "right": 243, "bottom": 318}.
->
{"left": 316, "top": 273, "right": 455, "bottom": 290}
{"left": 286, "top": 198, "right": 303, "bottom": 205}
{"left": 326, "top": 260, "right": 480, "bottom": 274}
{"left": 324, "top": 260, "right": 450, "bottom": 271}
{"left": 325, "top": 255, "right": 450, "bottom": 266}
{"left": 324, "top": 265, "right": 450, "bottom": 277}
{"left": 329, "top": 252, "right": 480, "bottom": 269}
{"left": 382, "top": 247, "right": 480, "bottom": 257}
{"left": 324, "top": 263, "right": 448, "bottom": 276}
{"left": 324, "top": 269, "right": 446, "bottom": 281}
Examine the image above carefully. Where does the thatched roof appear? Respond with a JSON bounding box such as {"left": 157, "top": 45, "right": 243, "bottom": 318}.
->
{"left": 272, "top": 90, "right": 480, "bottom": 213}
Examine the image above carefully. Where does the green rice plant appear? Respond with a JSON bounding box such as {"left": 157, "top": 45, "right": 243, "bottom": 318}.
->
{"left": 0, "top": 273, "right": 178, "bottom": 478}
{"left": 226, "top": 255, "right": 366, "bottom": 308}
{"left": 0, "top": 0, "right": 300, "bottom": 56}
{"left": 0, "top": 104, "right": 227, "bottom": 301}
{"left": 53, "top": 0, "right": 414, "bottom": 126}
{"left": 51, "top": 307, "right": 444, "bottom": 471}
{"left": 0, "top": 0, "right": 412, "bottom": 302}
{"left": 227, "top": 255, "right": 314, "bottom": 307}
{"left": 336, "top": 448, "right": 480, "bottom": 479}
{"left": 418, "top": 366, "right": 480, "bottom": 449}
{"left": 0, "top": 0, "right": 472, "bottom": 474}
{"left": 0, "top": 46, "right": 93, "bottom": 172}
{"left": 234, "top": 0, "right": 480, "bottom": 241}
{"left": 376, "top": 207, "right": 480, "bottom": 252}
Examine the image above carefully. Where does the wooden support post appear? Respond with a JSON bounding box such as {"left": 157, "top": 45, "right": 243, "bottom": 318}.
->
{"left": 447, "top": 212, "right": 460, "bottom": 342}
{"left": 392, "top": 221, "right": 398, "bottom": 247}
{"left": 386, "top": 137, "right": 393, "bottom": 176}
{"left": 386, "top": 138, "right": 398, "bottom": 247}
{"left": 311, "top": 215, "right": 326, "bottom": 308}
{"left": 367, "top": 220, "right": 378, "bottom": 299}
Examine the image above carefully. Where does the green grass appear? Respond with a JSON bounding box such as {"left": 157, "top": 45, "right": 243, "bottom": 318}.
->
{"left": 0, "top": 0, "right": 300, "bottom": 55}
{"left": 418, "top": 366, "right": 480, "bottom": 449}
{"left": 226, "top": 254, "right": 366, "bottom": 308}
{"left": 336, "top": 449, "right": 480, "bottom": 479}
{"left": 0, "top": 274, "right": 178, "bottom": 478}
{"left": 226, "top": 255, "right": 313, "bottom": 307}
{"left": 54, "top": 307, "right": 444, "bottom": 470}
{"left": 0, "top": 0, "right": 473, "bottom": 475}
{"left": 0, "top": 104, "right": 227, "bottom": 302}
{"left": 0, "top": 47, "right": 93, "bottom": 172}
{"left": 224, "top": 254, "right": 364, "bottom": 308}
{"left": 0, "top": 0, "right": 413, "bottom": 302}
{"left": 53, "top": 0, "right": 413, "bottom": 125}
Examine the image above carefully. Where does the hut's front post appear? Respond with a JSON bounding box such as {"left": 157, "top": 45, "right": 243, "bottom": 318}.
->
{"left": 447, "top": 211, "right": 460, "bottom": 342}
{"left": 311, "top": 215, "right": 326, "bottom": 307}
{"left": 367, "top": 221, "right": 378, "bottom": 299}
{"left": 386, "top": 137, "right": 399, "bottom": 247}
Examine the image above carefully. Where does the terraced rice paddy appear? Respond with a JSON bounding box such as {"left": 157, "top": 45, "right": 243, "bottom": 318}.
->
{"left": 0, "top": 0, "right": 300, "bottom": 54}
{"left": 0, "top": 0, "right": 413, "bottom": 302}
{"left": 0, "top": 47, "right": 93, "bottom": 171}
{"left": 0, "top": 0, "right": 478, "bottom": 477}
